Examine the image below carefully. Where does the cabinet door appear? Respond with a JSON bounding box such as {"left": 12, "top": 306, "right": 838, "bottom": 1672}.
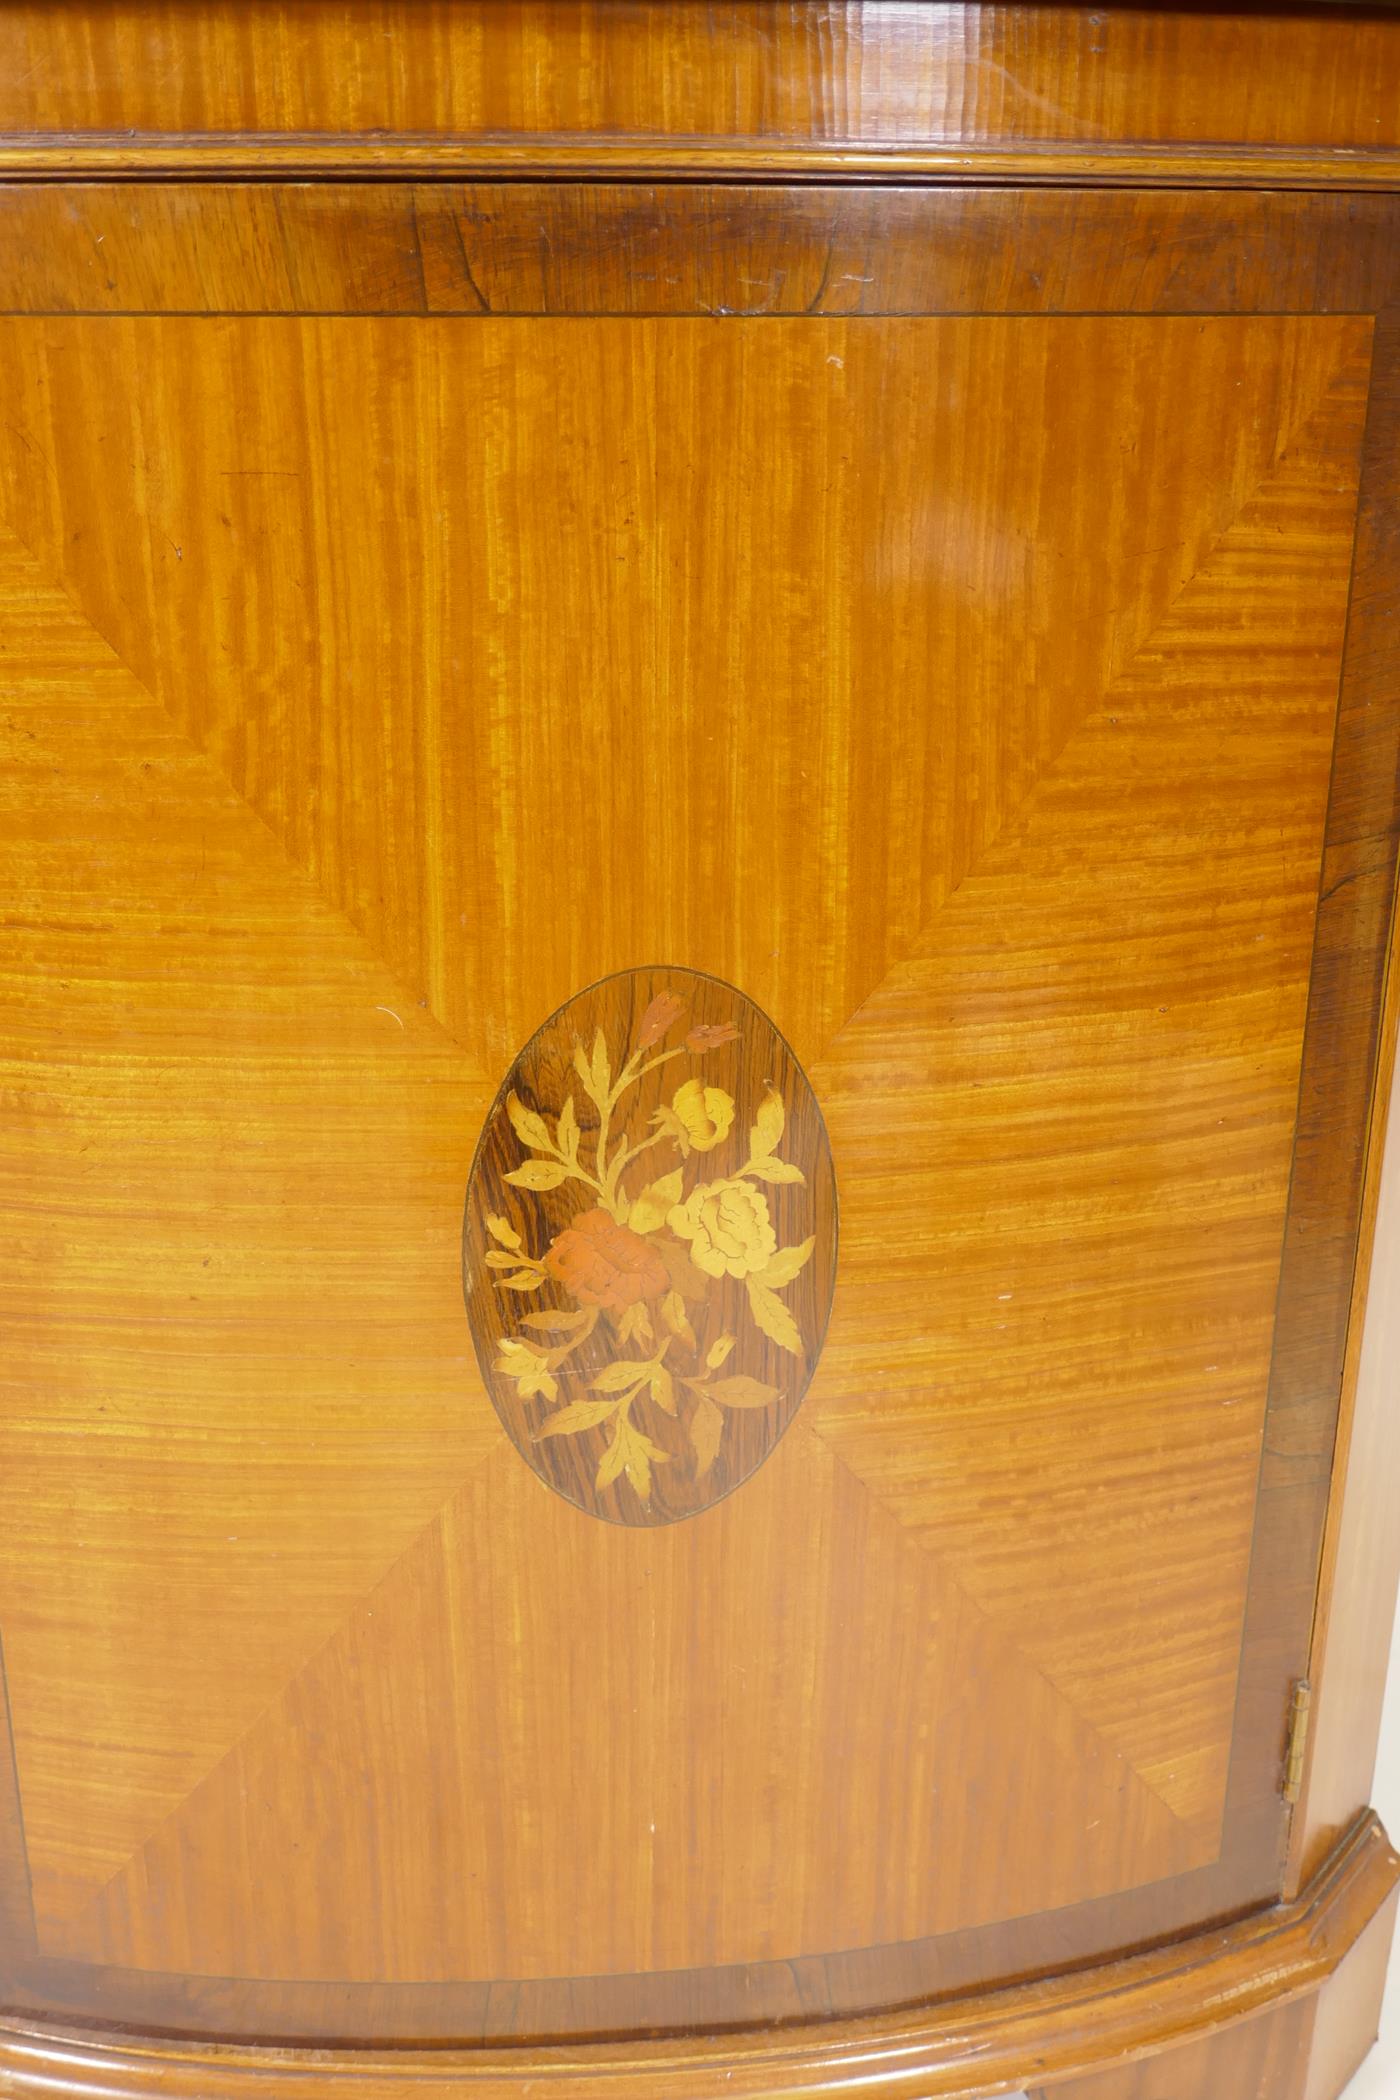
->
{"left": 2, "top": 181, "right": 1398, "bottom": 2045}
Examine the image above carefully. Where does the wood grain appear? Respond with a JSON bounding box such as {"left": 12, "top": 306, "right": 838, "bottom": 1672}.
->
{"left": 1027, "top": 1884, "right": 1399, "bottom": 2100}
{"left": 1, "top": 1817, "right": 1395, "bottom": 2098}
{"left": 1026, "top": 1999, "right": 1317, "bottom": 2100}
{"left": 1302, "top": 1884, "right": 1400, "bottom": 2100}
{"left": 1, "top": 2, "right": 1400, "bottom": 160}
{"left": 0, "top": 520, "right": 498, "bottom": 1936}
{"left": 11, "top": 142, "right": 1400, "bottom": 190}
{"left": 1225, "top": 317, "right": 1400, "bottom": 1885}
{"left": 52, "top": 1428, "right": 1200, "bottom": 1981}
{"left": 0, "top": 263, "right": 1384, "bottom": 2047}
{"left": 2, "top": 22, "right": 1400, "bottom": 2083}
{"left": 4, "top": 185, "right": 1400, "bottom": 320}
{"left": 808, "top": 336, "right": 1369, "bottom": 1836}
{"left": 0, "top": 312, "right": 1351, "bottom": 1075}
{"left": 1290, "top": 780, "right": 1400, "bottom": 1885}
{"left": 0, "top": 1635, "right": 35, "bottom": 1960}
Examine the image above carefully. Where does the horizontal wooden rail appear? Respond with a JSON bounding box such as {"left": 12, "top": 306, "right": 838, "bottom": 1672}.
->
{"left": 4, "top": 135, "right": 1400, "bottom": 190}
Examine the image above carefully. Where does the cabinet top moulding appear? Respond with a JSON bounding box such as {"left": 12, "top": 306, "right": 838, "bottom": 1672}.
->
{"left": 6, "top": 0, "right": 1400, "bottom": 172}
{"left": 7, "top": 137, "right": 1400, "bottom": 190}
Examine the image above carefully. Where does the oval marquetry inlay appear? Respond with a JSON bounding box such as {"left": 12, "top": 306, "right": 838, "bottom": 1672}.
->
{"left": 463, "top": 968, "right": 838, "bottom": 1525}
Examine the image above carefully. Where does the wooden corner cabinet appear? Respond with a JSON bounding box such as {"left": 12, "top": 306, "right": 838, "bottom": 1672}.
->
{"left": 4, "top": 6, "right": 1400, "bottom": 2097}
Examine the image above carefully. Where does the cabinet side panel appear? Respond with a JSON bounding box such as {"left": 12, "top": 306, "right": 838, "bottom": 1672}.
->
{"left": 1293, "top": 918, "right": 1400, "bottom": 1888}
{"left": 1286, "top": 322, "right": 1400, "bottom": 1895}
{"left": 1222, "top": 315, "right": 1400, "bottom": 1883}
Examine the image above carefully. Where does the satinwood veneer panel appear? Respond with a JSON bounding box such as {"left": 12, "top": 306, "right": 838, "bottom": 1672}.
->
{"left": 0, "top": 312, "right": 1356, "bottom": 1078}
{"left": 1, "top": 173, "right": 1399, "bottom": 2060}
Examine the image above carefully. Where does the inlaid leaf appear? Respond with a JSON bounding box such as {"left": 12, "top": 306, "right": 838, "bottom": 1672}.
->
{"left": 591, "top": 1358, "right": 651, "bottom": 1393}
{"left": 752, "top": 1087, "right": 785, "bottom": 1159}
{"left": 521, "top": 1307, "right": 593, "bottom": 1335}
{"left": 496, "top": 1339, "right": 541, "bottom": 1365}
{"left": 507, "top": 1091, "right": 555, "bottom": 1153}
{"left": 624, "top": 1425, "right": 670, "bottom": 1500}
{"left": 495, "top": 1270, "right": 545, "bottom": 1291}
{"left": 710, "top": 1374, "right": 782, "bottom": 1409}
{"left": 650, "top": 1363, "right": 677, "bottom": 1415}
{"left": 629, "top": 1168, "right": 684, "bottom": 1235}
{"left": 706, "top": 1333, "right": 737, "bottom": 1370}
{"left": 557, "top": 1092, "right": 579, "bottom": 1160}
{"left": 505, "top": 1159, "right": 570, "bottom": 1191}
{"left": 616, "top": 1302, "right": 653, "bottom": 1347}
{"left": 650, "top": 1104, "right": 689, "bottom": 1152}
{"left": 624, "top": 1441, "right": 651, "bottom": 1499}
{"left": 746, "top": 1278, "right": 803, "bottom": 1356}
{"left": 758, "top": 1237, "right": 815, "bottom": 1288}
{"left": 536, "top": 1399, "right": 618, "bottom": 1440}
{"left": 485, "top": 1248, "right": 530, "bottom": 1269}
{"left": 688, "top": 1393, "right": 724, "bottom": 1477}
{"left": 596, "top": 1420, "right": 629, "bottom": 1490}
{"left": 656, "top": 1236, "right": 710, "bottom": 1301}
{"left": 590, "top": 1027, "right": 611, "bottom": 1102}
{"left": 493, "top": 1343, "right": 558, "bottom": 1404}
{"left": 743, "top": 1155, "right": 805, "bottom": 1185}
{"left": 486, "top": 1213, "right": 522, "bottom": 1250}
{"left": 660, "top": 1290, "right": 697, "bottom": 1350}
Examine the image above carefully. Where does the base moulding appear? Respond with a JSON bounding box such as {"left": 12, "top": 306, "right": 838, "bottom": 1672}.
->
{"left": 0, "top": 1811, "right": 1395, "bottom": 2100}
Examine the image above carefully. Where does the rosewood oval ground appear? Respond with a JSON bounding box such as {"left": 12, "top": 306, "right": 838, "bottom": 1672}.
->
{"left": 463, "top": 968, "right": 838, "bottom": 1525}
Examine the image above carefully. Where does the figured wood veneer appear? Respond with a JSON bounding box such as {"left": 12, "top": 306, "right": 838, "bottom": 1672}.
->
{"left": 2, "top": 13, "right": 1400, "bottom": 2092}
{"left": 0, "top": 306, "right": 1369, "bottom": 1991}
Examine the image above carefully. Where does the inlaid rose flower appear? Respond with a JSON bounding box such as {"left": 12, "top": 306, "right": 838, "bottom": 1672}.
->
{"left": 545, "top": 1206, "right": 669, "bottom": 1314}
{"left": 667, "top": 1178, "right": 777, "bottom": 1280}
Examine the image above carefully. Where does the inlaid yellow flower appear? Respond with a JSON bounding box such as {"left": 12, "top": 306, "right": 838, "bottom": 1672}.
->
{"left": 667, "top": 1177, "right": 777, "bottom": 1280}
{"left": 666, "top": 1077, "right": 735, "bottom": 1154}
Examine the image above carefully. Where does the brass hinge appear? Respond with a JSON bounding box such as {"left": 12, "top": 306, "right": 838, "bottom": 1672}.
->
{"left": 1283, "top": 1680, "right": 1312, "bottom": 1805}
